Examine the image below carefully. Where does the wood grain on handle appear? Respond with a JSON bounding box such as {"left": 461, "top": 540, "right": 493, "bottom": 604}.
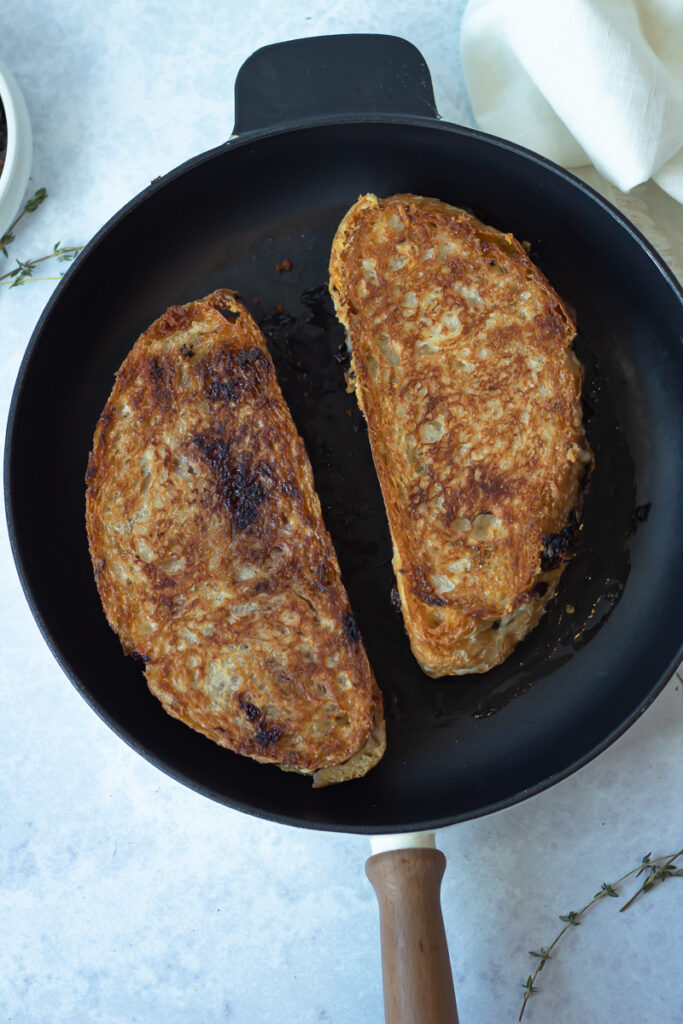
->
{"left": 366, "top": 847, "right": 459, "bottom": 1024}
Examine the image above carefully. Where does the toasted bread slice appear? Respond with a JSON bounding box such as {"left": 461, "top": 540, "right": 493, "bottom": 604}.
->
{"left": 86, "top": 290, "right": 385, "bottom": 784}
{"left": 329, "top": 194, "right": 593, "bottom": 676}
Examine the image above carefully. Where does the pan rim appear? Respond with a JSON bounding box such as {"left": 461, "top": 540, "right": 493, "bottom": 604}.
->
{"left": 4, "top": 113, "right": 683, "bottom": 834}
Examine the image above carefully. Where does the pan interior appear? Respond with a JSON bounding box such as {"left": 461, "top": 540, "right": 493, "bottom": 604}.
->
{"left": 7, "top": 121, "right": 683, "bottom": 832}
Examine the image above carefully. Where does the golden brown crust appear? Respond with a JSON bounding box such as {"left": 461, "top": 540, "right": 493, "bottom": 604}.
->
{"left": 86, "top": 290, "right": 385, "bottom": 782}
{"left": 329, "top": 194, "right": 593, "bottom": 676}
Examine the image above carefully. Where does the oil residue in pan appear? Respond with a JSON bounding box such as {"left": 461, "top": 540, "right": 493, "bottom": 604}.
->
{"left": 256, "top": 288, "right": 637, "bottom": 728}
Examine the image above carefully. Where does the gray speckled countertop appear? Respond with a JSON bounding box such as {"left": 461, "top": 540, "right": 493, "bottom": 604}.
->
{"left": 1, "top": 2, "right": 682, "bottom": 1022}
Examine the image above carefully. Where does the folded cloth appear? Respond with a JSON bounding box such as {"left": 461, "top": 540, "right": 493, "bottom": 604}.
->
{"left": 461, "top": 0, "right": 683, "bottom": 204}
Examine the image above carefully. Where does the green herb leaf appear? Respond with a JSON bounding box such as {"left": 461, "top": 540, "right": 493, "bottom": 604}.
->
{"left": 636, "top": 854, "right": 652, "bottom": 877}
{"left": 595, "top": 882, "right": 619, "bottom": 898}
{"left": 24, "top": 187, "right": 47, "bottom": 212}
{"left": 559, "top": 911, "right": 580, "bottom": 925}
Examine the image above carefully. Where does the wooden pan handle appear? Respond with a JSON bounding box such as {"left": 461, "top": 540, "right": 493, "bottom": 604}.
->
{"left": 365, "top": 847, "right": 459, "bottom": 1024}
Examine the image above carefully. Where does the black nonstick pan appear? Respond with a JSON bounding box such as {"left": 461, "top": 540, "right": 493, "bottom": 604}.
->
{"left": 5, "top": 34, "right": 683, "bottom": 1021}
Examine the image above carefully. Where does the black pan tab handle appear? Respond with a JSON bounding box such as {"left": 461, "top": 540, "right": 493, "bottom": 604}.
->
{"left": 233, "top": 34, "right": 438, "bottom": 135}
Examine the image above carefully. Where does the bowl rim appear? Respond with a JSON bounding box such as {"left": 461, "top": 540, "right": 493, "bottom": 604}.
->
{"left": 0, "top": 58, "right": 32, "bottom": 239}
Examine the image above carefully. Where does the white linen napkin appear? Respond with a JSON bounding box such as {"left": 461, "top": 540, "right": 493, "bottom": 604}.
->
{"left": 461, "top": 0, "right": 683, "bottom": 204}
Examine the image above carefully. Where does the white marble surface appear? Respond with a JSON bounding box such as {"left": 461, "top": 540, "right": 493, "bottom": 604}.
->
{"left": 1, "top": 2, "right": 682, "bottom": 1022}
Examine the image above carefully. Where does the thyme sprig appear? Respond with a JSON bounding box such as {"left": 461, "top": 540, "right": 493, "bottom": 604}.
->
{"left": 0, "top": 187, "right": 83, "bottom": 287}
{"left": 519, "top": 847, "right": 683, "bottom": 1021}
{"left": 620, "top": 851, "right": 683, "bottom": 912}
{"left": 0, "top": 242, "right": 82, "bottom": 286}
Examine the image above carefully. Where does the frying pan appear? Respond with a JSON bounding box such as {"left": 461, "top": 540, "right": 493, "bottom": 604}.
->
{"left": 5, "top": 34, "right": 683, "bottom": 1023}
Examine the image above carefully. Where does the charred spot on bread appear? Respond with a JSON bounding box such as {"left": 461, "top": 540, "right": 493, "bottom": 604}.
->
{"left": 204, "top": 373, "right": 243, "bottom": 403}
{"left": 541, "top": 511, "right": 581, "bottom": 570}
{"left": 238, "top": 695, "right": 262, "bottom": 722}
{"left": 192, "top": 436, "right": 267, "bottom": 532}
{"left": 255, "top": 722, "right": 284, "bottom": 746}
{"left": 411, "top": 569, "right": 449, "bottom": 608}
{"left": 148, "top": 356, "right": 173, "bottom": 408}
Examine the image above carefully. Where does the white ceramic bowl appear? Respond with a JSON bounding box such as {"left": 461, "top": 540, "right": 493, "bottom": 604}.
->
{"left": 0, "top": 59, "right": 32, "bottom": 240}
